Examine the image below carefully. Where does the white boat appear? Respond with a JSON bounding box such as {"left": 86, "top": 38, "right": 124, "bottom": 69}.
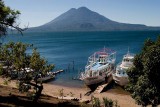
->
{"left": 80, "top": 48, "right": 116, "bottom": 90}
{"left": 112, "top": 50, "right": 134, "bottom": 86}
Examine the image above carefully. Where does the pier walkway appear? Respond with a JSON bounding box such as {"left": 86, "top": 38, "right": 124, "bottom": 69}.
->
{"left": 52, "top": 70, "right": 64, "bottom": 75}
{"left": 37, "top": 70, "right": 64, "bottom": 83}
{"left": 94, "top": 73, "right": 113, "bottom": 94}
{"left": 94, "top": 83, "right": 109, "bottom": 93}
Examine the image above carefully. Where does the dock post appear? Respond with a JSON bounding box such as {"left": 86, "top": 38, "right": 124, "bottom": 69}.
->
{"left": 68, "top": 63, "right": 70, "bottom": 71}
{"left": 80, "top": 93, "right": 82, "bottom": 99}
{"left": 72, "top": 60, "right": 74, "bottom": 71}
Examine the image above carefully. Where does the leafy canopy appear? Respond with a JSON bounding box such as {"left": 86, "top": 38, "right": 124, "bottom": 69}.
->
{"left": 0, "top": 0, "right": 54, "bottom": 102}
{"left": 126, "top": 36, "right": 160, "bottom": 107}
{"left": 0, "top": 0, "right": 20, "bottom": 37}
{"left": 0, "top": 42, "right": 54, "bottom": 101}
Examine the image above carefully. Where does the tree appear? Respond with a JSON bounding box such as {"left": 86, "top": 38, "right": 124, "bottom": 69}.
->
{"left": 0, "top": 0, "right": 23, "bottom": 38}
{"left": 0, "top": 42, "right": 54, "bottom": 102}
{"left": 0, "top": 0, "right": 55, "bottom": 102}
{"left": 29, "top": 48, "right": 54, "bottom": 101}
{"left": 126, "top": 36, "right": 160, "bottom": 107}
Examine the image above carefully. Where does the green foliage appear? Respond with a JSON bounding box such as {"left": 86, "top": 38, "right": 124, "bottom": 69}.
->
{"left": 92, "top": 96, "right": 119, "bottom": 107}
{"left": 3, "top": 79, "right": 8, "bottom": 85}
{"left": 30, "top": 48, "right": 54, "bottom": 79}
{"left": 0, "top": 0, "right": 20, "bottom": 37}
{"left": 102, "top": 97, "right": 119, "bottom": 107}
{"left": 70, "top": 92, "right": 74, "bottom": 97}
{"left": 19, "top": 82, "right": 31, "bottom": 92}
{"left": 0, "top": 41, "right": 54, "bottom": 79}
{"left": 114, "top": 101, "right": 120, "bottom": 107}
{"left": 16, "top": 81, "right": 19, "bottom": 88}
{"left": 0, "top": 42, "right": 32, "bottom": 78}
{"left": 126, "top": 36, "right": 160, "bottom": 107}
{"left": 0, "top": 42, "right": 55, "bottom": 101}
{"left": 58, "top": 88, "right": 64, "bottom": 99}
{"left": 91, "top": 97, "right": 101, "bottom": 107}
{"left": 103, "top": 97, "right": 113, "bottom": 107}
{"left": 0, "top": 0, "right": 54, "bottom": 102}
{"left": 0, "top": 64, "right": 4, "bottom": 75}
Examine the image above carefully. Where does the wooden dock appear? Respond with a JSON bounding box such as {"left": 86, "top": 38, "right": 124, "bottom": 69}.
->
{"left": 52, "top": 70, "right": 64, "bottom": 75}
{"left": 37, "top": 70, "right": 64, "bottom": 83}
{"left": 37, "top": 75, "right": 55, "bottom": 83}
{"left": 94, "top": 73, "right": 113, "bottom": 94}
{"left": 94, "top": 83, "right": 109, "bottom": 93}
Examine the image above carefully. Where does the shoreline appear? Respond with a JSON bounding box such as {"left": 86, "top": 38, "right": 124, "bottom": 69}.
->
{"left": 0, "top": 77, "right": 140, "bottom": 107}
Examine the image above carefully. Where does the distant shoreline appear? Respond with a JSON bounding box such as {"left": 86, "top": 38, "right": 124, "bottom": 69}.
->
{"left": 22, "top": 30, "right": 160, "bottom": 34}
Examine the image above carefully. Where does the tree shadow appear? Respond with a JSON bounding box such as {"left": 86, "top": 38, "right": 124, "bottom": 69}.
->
{"left": 0, "top": 94, "right": 80, "bottom": 107}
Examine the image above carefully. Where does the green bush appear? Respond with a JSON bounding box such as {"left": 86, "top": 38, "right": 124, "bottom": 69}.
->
{"left": 0, "top": 64, "right": 4, "bottom": 75}
{"left": 92, "top": 97, "right": 101, "bottom": 107}
{"left": 102, "top": 97, "right": 120, "bottom": 107}
{"left": 3, "top": 79, "right": 8, "bottom": 85}
{"left": 126, "top": 36, "right": 160, "bottom": 106}
{"left": 103, "top": 97, "right": 113, "bottom": 107}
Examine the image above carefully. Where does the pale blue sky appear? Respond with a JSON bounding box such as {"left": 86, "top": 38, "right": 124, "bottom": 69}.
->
{"left": 4, "top": 0, "right": 160, "bottom": 27}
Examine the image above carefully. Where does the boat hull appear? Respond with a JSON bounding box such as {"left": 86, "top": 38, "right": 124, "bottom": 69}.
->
{"left": 81, "top": 48, "right": 116, "bottom": 90}
{"left": 112, "top": 74, "right": 128, "bottom": 86}
{"left": 83, "top": 73, "right": 113, "bottom": 90}
{"left": 83, "top": 75, "right": 106, "bottom": 90}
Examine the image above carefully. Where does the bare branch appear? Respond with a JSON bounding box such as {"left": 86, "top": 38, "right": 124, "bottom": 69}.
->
{"left": 0, "top": 21, "right": 28, "bottom": 36}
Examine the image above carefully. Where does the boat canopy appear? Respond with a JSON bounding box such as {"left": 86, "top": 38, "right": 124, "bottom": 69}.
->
{"left": 87, "top": 48, "right": 115, "bottom": 64}
{"left": 85, "top": 48, "right": 116, "bottom": 72}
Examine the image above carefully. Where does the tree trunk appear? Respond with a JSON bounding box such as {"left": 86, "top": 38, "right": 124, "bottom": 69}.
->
{"left": 28, "top": 82, "right": 43, "bottom": 102}
{"left": 33, "top": 84, "right": 43, "bottom": 102}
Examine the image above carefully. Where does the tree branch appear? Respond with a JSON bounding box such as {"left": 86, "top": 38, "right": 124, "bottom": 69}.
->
{"left": 0, "top": 21, "right": 28, "bottom": 36}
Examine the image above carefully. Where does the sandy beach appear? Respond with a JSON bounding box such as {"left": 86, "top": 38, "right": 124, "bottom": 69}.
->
{"left": 42, "top": 83, "right": 140, "bottom": 107}
{"left": 0, "top": 77, "right": 140, "bottom": 107}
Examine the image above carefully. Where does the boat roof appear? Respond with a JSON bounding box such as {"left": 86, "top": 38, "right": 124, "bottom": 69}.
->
{"left": 123, "top": 48, "right": 135, "bottom": 59}
{"left": 123, "top": 53, "right": 134, "bottom": 59}
{"left": 95, "top": 48, "right": 116, "bottom": 55}
{"left": 91, "top": 62, "right": 102, "bottom": 71}
{"left": 85, "top": 48, "right": 116, "bottom": 71}
{"left": 88, "top": 48, "right": 116, "bottom": 59}
{"left": 123, "top": 48, "right": 135, "bottom": 58}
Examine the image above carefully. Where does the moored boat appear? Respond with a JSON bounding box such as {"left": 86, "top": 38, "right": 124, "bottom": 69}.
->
{"left": 80, "top": 48, "right": 116, "bottom": 90}
{"left": 112, "top": 50, "right": 134, "bottom": 86}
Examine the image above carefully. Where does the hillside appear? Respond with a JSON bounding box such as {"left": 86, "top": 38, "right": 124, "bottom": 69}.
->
{"left": 27, "top": 7, "right": 160, "bottom": 32}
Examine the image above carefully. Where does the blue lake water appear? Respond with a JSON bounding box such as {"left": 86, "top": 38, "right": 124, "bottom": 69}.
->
{"left": 3, "top": 31, "right": 160, "bottom": 87}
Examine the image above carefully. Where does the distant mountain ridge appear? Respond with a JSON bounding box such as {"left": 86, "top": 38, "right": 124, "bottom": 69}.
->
{"left": 27, "top": 7, "right": 160, "bottom": 32}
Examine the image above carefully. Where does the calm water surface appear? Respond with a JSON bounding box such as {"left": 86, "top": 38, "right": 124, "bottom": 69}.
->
{"left": 4, "top": 31, "right": 160, "bottom": 87}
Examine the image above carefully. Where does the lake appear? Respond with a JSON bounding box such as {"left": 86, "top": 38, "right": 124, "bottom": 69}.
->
{"left": 4, "top": 31, "right": 160, "bottom": 87}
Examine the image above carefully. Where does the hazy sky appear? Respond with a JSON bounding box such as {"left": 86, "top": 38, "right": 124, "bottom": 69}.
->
{"left": 4, "top": 0, "right": 160, "bottom": 27}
